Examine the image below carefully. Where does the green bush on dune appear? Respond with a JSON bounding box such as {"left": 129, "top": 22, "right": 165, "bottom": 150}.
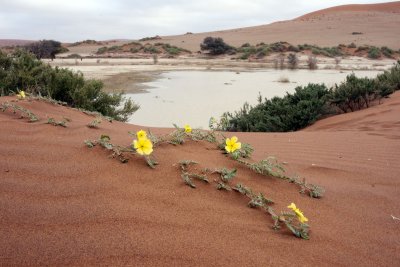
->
{"left": 220, "top": 61, "right": 400, "bottom": 132}
{"left": 0, "top": 49, "right": 138, "bottom": 121}
{"left": 221, "top": 84, "right": 331, "bottom": 132}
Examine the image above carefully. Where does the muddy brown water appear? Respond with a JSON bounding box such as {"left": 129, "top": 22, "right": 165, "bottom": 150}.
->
{"left": 127, "top": 69, "right": 382, "bottom": 128}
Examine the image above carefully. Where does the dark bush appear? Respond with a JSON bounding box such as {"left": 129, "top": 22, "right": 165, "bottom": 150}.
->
{"left": 223, "top": 84, "right": 331, "bottom": 132}
{"left": 220, "top": 62, "right": 400, "bottom": 132}
{"left": 200, "top": 37, "right": 234, "bottom": 55}
{"left": 329, "top": 74, "right": 377, "bottom": 112}
{"left": 287, "top": 53, "right": 299, "bottom": 69}
{"left": 376, "top": 61, "right": 400, "bottom": 92}
{"left": 380, "top": 46, "right": 393, "bottom": 58}
{"left": 25, "top": 40, "right": 68, "bottom": 59}
{"left": 0, "top": 50, "right": 138, "bottom": 121}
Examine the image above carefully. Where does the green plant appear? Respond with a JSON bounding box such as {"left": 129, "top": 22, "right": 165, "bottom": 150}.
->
{"left": 87, "top": 117, "right": 102, "bottom": 128}
{"left": 0, "top": 50, "right": 139, "bottom": 121}
{"left": 47, "top": 117, "right": 67, "bottom": 127}
{"left": 85, "top": 131, "right": 157, "bottom": 168}
{"left": 376, "top": 61, "right": 400, "bottom": 92}
{"left": 222, "top": 83, "right": 330, "bottom": 132}
{"left": 178, "top": 160, "right": 209, "bottom": 188}
{"left": 1, "top": 102, "right": 39, "bottom": 122}
{"left": 368, "top": 47, "right": 381, "bottom": 59}
{"left": 96, "top": 47, "right": 108, "bottom": 54}
{"left": 329, "top": 74, "right": 378, "bottom": 112}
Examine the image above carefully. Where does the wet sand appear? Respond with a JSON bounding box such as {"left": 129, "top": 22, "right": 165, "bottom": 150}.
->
{"left": 48, "top": 56, "right": 398, "bottom": 93}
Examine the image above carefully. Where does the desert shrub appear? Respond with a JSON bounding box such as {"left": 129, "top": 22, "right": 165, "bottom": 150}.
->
{"left": 368, "top": 47, "right": 381, "bottom": 59}
{"left": 287, "top": 53, "right": 299, "bottom": 69}
{"left": 348, "top": 43, "right": 357, "bottom": 48}
{"left": 162, "top": 44, "right": 190, "bottom": 56}
{"left": 70, "top": 40, "right": 101, "bottom": 46}
{"left": 25, "top": 40, "right": 68, "bottom": 59}
{"left": 66, "top": 53, "right": 82, "bottom": 59}
{"left": 237, "top": 44, "right": 269, "bottom": 59}
{"left": 269, "top": 42, "right": 286, "bottom": 52}
{"left": 107, "top": 46, "right": 120, "bottom": 52}
{"left": 0, "top": 50, "right": 138, "bottom": 121}
{"left": 143, "top": 45, "right": 160, "bottom": 54}
{"left": 376, "top": 60, "right": 400, "bottom": 92}
{"left": 311, "top": 46, "right": 342, "bottom": 57}
{"left": 139, "top": 35, "right": 161, "bottom": 42}
{"left": 288, "top": 45, "right": 300, "bottom": 52}
{"left": 200, "top": 37, "right": 234, "bottom": 55}
{"left": 380, "top": 46, "right": 393, "bottom": 58}
{"left": 220, "top": 63, "right": 400, "bottom": 132}
{"left": 329, "top": 74, "right": 377, "bottom": 112}
{"left": 222, "top": 84, "right": 331, "bottom": 132}
{"left": 238, "top": 46, "right": 256, "bottom": 59}
{"left": 307, "top": 55, "right": 318, "bottom": 69}
{"left": 97, "top": 47, "right": 108, "bottom": 54}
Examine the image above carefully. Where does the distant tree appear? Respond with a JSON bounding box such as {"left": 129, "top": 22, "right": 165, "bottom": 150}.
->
{"left": 25, "top": 40, "right": 68, "bottom": 59}
{"left": 287, "top": 53, "right": 299, "bottom": 69}
{"left": 200, "top": 37, "right": 233, "bottom": 55}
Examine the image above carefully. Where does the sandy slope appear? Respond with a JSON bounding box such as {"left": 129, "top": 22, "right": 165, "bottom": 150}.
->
{"left": 0, "top": 92, "right": 399, "bottom": 266}
{"left": 156, "top": 2, "right": 400, "bottom": 51}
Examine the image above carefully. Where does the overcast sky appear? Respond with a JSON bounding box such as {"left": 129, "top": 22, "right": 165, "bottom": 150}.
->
{"left": 0, "top": 0, "right": 396, "bottom": 42}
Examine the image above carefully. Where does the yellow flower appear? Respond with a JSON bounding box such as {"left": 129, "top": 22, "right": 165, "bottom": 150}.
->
{"left": 133, "top": 138, "right": 153, "bottom": 155}
{"left": 184, "top": 124, "right": 192, "bottom": 133}
{"left": 225, "top": 136, "right": 241, "bottom": 153}
{"left": 17, "top": 91, "right": 26, "bottom": 99}
{"left": 136, "top": 130, "right": 147, "bottom": 140}
{"left": 288, "top": 203, "right": 308, "bottom": 223}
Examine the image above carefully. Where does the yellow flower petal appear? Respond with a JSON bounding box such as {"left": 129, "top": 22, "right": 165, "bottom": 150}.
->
{"left": 288, "top": 203, "right": 297, "bottom": 210}
{"left": 137, "top": 130, "right": 147, "bottom": 140}
{"left": 184, "top": 124, "right": 192, "bottom": 133}
{"left": 133, "top": 140, "right": 138, "bottom": 149}
{"left": 233, "top": 142, "right": 241, "bottom": 151}
{"left": 133, "top": 138, "right": 153, "bottom": 155}
{"left": 226, "top": 138, "right": 231, "bottom": 146}
{"left": 288, "top": 203, "right": 308, "bottom": 223}
{"left": 225, "top": 136, "right": 241, "bottom": 153}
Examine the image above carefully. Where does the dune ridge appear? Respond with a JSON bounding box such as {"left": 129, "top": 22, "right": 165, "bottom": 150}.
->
{"left": 147, "top": 1, "right": 400, "bottom": 51}
{"left": 1, "top": 92, "right": 399, "bottom": 266}
{"left": 296, "top": 1, "right": 400, "bottom": 20}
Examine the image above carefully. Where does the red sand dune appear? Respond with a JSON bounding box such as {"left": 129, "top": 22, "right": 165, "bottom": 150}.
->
{"left": 155, "top": 1, "right": 400, "bottom": 51}
{"left": 1, "top": 92, "right": 399, "bottom": 266}
{"left": 296, "top": 1, "right": 400, "bottom": 20}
